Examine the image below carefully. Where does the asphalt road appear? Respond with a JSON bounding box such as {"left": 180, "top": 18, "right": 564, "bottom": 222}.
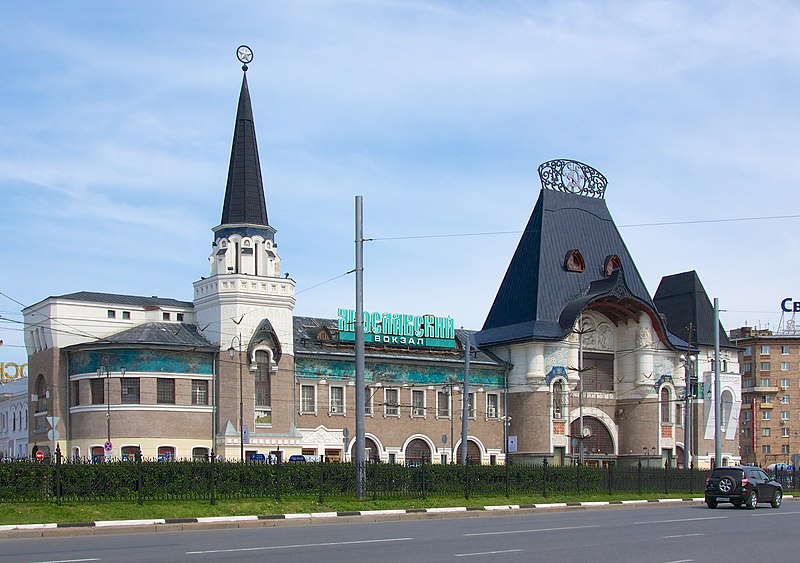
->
{"left": 1, "top": 503, "right": 799, "bottom": 563}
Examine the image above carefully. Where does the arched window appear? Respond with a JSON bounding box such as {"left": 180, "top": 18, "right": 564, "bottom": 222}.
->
{"left": 660, "top": 387, "right": 671, "bottom": 423}
{"left": 254, "top": 350, "right": 271, "bottom": 425}
{"left": 35, "top": 375, "right": 48, "bottom": 413}
{"left": 721, "top": 390, "right": 733, "bottom": 431}
{"left": 553, "top": 380, "right": 565, "bottom": 419}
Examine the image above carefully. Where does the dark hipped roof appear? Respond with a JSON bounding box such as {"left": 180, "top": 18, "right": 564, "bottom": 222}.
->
{"left": 293, "top": 316, "right": 507, "bottom": 368}
{"left": 54, "top": 291, "right": 193, "bottom": 309}
{"left": 63, "top": 322, "right": 215, "bottom": 351}
{"left": 220, "top": 72, "right": 269, "bottom": 227}
{"left": 477, "top": 188, "right": 670, "bottom": 347}
{"left": 653, "top": 270, "right": 732, "bottom": 348}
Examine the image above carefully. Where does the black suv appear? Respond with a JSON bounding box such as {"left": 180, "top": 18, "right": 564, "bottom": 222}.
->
{"left": 705, "top": 466, "right": 782, "bottom": 509}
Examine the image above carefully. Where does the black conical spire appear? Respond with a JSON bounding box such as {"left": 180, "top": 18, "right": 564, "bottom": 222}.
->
{"left": 220, "top": 71, "right": 269, "bottom": 227}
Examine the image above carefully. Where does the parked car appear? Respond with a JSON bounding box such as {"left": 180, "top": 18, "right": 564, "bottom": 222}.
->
{"left": 705, "top": 466, "right": 782, "bottom": 509}
{"left": 288, "top": 455, "right": 306, "bottom": 462}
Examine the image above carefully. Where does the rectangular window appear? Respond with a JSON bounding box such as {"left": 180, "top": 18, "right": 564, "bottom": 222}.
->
{"left": 411, "top": 389, "right": 425, "bottom": 417}
{"left": 743, "top": 363, "right": 752, "bottom": 373}
{"left": 782, "top": 410, "right": 790, "bottom": 421}
{"left": 329, "top": 385, "right": 344, "bottom": 414}
{"left": 437, "top": 390, "right": 450, "bottom": 417}
{"left": 762, "top": 428, "right": 771, "bottom": 437}
{"left": 761, "top": 362, "right": 771, "bottom": 372}
{"left": 761, "top": 345, "right": 771, "bottom": 355}
{"left": 70, "top": 381, "right": 80, "bottom": 407}
{"left": 762, "top": 410, "right": 771, "bottom": 420}
{"left": 743, "top": 410, "right": 751, "bottom": 421}
{"left": 162, "top": 312, "right": 171, "bottom": 321}
{"left": 782, "top": 362, "right": 791, "bottom": 371}
{"left": 487, "top": 393, "right": 499, "bottom": 418}
{"left": 781, "top": 378, "right": 790, "bottom": 389}
{"left": 385, "top": 388, "right": 399, "bottom": 416}
{"left": 761, "top": 379, "right": 771, "bottom": 388}
{"left": 762, "top": 444, "right": 771, "bottom": 454}
{"left": 120, "top": 378, "right": 140, "bottom": 404}
{"left": 675, "top": 403, "right": 683, "bottom": 426}
{"left": 300, "top": 385, "right": 315, "bottom": 413}
{"left": 762, "top": 394, "right": 772, "bottom": 403}
{"left": 743, "top": 378, "right": 754, "bottom": 389}
{"left": 744, "top": 346, "right": 752, "bottom": 356}
{"left": 157, "top": 378, "right": 175, "bottom": 404}
{"left": 122, "top": 311, "right": 131, "bottom": 320}
{"left": 468, "top": 392, "right": 476, "bottom": 418}
{"left": 176, "top": 313, "right": 184, "bottom": 322}
{"left": 782, "top": 443, "right": 791, "bottom": 454}
{"left": 783, "top": 427, "right": 791, "bottom": 438}
{"left": 782, "top": 346, "right": 791, "bottom": 355}
{"left": 364, "top": 387, "right": 373, "bottom": 416}
{"left": 583, "top": 353, "right": 614, "bottom": 391}
{"left": 191, "top": 380, "right": 208, "bottom": 405}
{"left": 107, "top": 310, "right": 116, "bottom": 319}
{"left": 91, "top": 379, "right": 105, "bottom": 404}
{"left": 782, "top": 395, "right": 790, "bottom": 404}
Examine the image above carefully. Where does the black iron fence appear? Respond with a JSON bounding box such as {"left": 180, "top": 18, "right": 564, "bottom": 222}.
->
{"left": 2, "top": 451, "right": 796, "bottom": 505}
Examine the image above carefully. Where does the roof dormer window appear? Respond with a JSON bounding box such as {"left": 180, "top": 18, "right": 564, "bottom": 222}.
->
{"left": 604, "top": 255, "right": 622, "bottom": 277}
{"left": 564, "top": 249, "right": 585, "bottom": 273}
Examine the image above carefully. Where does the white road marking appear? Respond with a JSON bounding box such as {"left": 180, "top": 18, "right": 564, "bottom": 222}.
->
{"left": 33, "top": 559, "right": 100, "bottom": 563}
{"left": 661, "top": 533, "right": 704, "bottom": 539}
{"left": 663, "top": 559, "right": 694, "bottom": 563}
{"left": 455, "top": 549, "right": 523, "bottom": 557}
{"left": 634, "top": 516, "right": 727, "bottom": 525}
{"left": 464, "top": 525, "right": 598, "bottom": 537}
{"left": 186, "top": 537, "right": 413, "bottom": 555}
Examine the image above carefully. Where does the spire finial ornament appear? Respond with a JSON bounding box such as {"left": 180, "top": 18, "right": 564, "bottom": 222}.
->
{"left": 237, "top": 45, "right": 253, "bottom": 72}
{"left": 537, "top": 159, "right": 608, "bottom": 199}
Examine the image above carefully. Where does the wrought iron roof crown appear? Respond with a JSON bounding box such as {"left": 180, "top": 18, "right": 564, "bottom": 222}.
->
{"left": 538, "top": 159, "right": 607, "bottom": 199}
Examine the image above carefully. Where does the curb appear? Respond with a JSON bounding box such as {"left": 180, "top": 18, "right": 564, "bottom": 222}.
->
{"left": 1, "top": 495, "right": 794, "bottom": 536}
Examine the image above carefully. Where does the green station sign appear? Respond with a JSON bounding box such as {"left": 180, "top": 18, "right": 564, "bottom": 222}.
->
{"left": 337, "top": 308, "right": 456, "bottom": 349}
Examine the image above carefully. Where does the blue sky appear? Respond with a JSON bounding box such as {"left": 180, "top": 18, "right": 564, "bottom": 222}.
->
{"left": 2, "top": 1, "right": 799, "bottom": 365}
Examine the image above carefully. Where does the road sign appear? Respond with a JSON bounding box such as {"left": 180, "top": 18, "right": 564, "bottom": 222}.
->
{"left": 343, "top": 427, "right": 349, "bottom": 440}
{"left": 35, "top": 450, "right": 44, "bottom": 461}
{"left": 46, "top": 416, "right": 60, "bottom": 428}
{"left": 47, "top": 429, "right": 60, "bottom": 441}
{"left": 104, "top": 441, "right": 113, "bottom": 451}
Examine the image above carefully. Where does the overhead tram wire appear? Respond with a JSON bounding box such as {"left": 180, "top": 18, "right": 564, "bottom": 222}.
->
{"left": 368, "top": 213, "right": 800, "bottom": 242}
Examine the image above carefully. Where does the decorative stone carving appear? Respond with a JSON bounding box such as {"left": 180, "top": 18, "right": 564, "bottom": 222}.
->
{"left": 596, "top": 323, "right": 613, "bottom": 351}
{"left": 636, "top": 327, "right": 652, "bottom": 349}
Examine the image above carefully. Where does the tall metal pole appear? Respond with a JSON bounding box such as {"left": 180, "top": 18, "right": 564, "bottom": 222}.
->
{"left": 354, "top": 196, "right": 366, "bottom": 497}
{"left": 106, "top": 367, "right": 111, "bottom": 445}
{"left": 684, "top": 357, "right": 692, "bottom": 467}
{"left": 578, "top": 314, "right": 584, "bottom": 466}
{"left": 460, "top": 336, "right": 470, "bottom": 465}
{"left": 239, "top": 333, "right": 244, "bottom": 463}
{"left": 714, "top": 298, "right": 722, "bottom": 466}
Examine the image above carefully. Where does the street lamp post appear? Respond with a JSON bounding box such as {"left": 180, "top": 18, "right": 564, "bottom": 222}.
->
{"left": 96, "top": 358, "right": 125, "bottom": 458}
{"left": 228, "top": 336, "right": 244, "bottom": 462}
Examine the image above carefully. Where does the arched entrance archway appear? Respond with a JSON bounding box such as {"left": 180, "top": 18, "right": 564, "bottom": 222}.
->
{"left": 405, "top": 438, "right": 432, "bottom": 464}
{"left": 570, "top": 416, "right": 613, "bottom": 466}
{"left": 456, "top": 440, "right": 481, "bottom": 464}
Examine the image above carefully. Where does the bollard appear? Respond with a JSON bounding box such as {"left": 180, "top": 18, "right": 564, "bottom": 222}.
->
{"left": 136, "top": 447, "right": 143, "bottom": 506}
{"left": 55, "top": 444, "right": 62, "bottom": 506}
